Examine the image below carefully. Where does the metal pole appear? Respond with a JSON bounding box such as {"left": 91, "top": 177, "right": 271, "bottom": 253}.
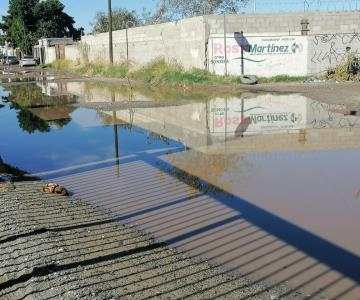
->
{"left": 126, "top": 24, "right": 129, "bottom": 62}
{"left": 223, "top": 13, "right": 228, "bottom": 76}
{"left": 241, "top": 47, "right": 244, "bottom": 75}
{"left": 113, "top": 121, "right": 119, "bottom": 176}
{"left": 112, "top": 92, "right": 119, "bottom": 176}
{"left": 253, "top": 0, "right": 256, "bottom": 13}
{"left": 108, "top": 0, "right": 114, "bottom": 64}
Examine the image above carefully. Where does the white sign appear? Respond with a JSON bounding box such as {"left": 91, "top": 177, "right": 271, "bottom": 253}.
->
{"left": 208, "top": 35, "right": 308, "bottom": 77}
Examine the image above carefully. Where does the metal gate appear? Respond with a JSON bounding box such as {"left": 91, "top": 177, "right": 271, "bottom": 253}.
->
{"left": 55, "top": 44, "right": 65, "bottom": 60}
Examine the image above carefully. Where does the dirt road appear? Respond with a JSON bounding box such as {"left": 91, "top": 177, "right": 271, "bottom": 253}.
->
{"left": 0, "top": 181, "right": 303, "bottom": 300}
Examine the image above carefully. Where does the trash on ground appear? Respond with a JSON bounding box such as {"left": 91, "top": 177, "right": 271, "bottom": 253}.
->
{"left": 41, "top": 183, "right": 70, "bottom": 196}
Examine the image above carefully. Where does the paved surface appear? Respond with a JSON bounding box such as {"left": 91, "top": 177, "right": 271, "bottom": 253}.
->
{"left": 0, "top": 181, "right": 298, "bottom": 300}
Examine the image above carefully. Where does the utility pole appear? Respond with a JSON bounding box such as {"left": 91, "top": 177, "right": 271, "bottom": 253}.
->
{"left": 223, "top": 13, "right": 228, "bottom": 76}
{"left": 108, "top": 0, "right": 114, "bottom": 64}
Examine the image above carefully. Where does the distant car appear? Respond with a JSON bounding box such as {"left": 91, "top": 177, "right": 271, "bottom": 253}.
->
{"left": 1, "top": 56, "right": 8, "bottom": 64}
{"left": 19, "top": 55, "right": 36, "bottom": 67}
{"left": 4, "top": 56, "right": 19, "bottom": 65}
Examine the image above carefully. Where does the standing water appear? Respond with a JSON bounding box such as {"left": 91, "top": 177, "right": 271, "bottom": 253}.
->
{"left": 1, "top": 81, "right": 359, "bottom": 299}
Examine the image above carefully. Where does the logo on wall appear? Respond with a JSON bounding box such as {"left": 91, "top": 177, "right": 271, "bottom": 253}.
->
{"left": 291, "top": 42, "right": 303, "bottom": 53}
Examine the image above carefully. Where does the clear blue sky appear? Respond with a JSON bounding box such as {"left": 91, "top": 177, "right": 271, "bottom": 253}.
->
{"left": 0, "top": 0, "right": 354, "bottom": 34}
{"left": 0, "top": 0, "right": 158, "bottom": 34}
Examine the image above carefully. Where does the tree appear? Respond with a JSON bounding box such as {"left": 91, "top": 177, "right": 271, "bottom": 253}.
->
{"left": 0, "top": 0, "right": 81, "bottom": 53}
{"left": 153, "top": 0, "right": 250, "bottom": 21}
{"left": 0, "top": 0, "right": 38, "bottom": 51}
{"left": 91, "top": 8, "right": 139, "bottom": 34}
{"left": 33, "top": 0, "right": 81, "bottom": 39}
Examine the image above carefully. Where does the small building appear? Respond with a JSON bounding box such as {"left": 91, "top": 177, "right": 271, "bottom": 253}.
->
{"left": 33, "top": 38, "right": 75, "bottom": 65}
{"left": 1, "top": 41, "right": 16, "bottom": 57}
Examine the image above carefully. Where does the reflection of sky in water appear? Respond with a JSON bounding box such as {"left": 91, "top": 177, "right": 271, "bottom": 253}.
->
{"left": 2, "top": 84, "right": 360, "bottom": 298}
{"left": 0, "top": 92, "right": 182, "bottom": 175}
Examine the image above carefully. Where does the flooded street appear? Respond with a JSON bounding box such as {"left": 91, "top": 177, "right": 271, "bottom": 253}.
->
{"left": 1, "top": 79, "right": 360, "bottom": 299}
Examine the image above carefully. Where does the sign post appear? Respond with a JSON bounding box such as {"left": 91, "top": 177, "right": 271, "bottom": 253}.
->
{"left": 108, "top": 0, "right": 114, "bottom": 64}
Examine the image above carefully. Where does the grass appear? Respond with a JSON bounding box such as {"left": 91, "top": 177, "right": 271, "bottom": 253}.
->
{"left": 323, "top": 53, "right": 360, "bottom": 81}
{"left": 51, "top": 59, "right": 129, "bottom": 78}
{"left": 129, "top": 59, "right": 240, "bottom": 86}
{"left": 257, "top": 75, "right": 307, "bottom": 84}
{"left": 49, "top": 58, "right": 309, "bottom": 86}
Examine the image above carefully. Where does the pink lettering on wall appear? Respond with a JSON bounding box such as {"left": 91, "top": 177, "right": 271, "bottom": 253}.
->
{"left": 214, "top": 117, "right": 245, "bottom": 128}
{"left": 215, "top": 117, "right": 224, "bottom": 128}
{"left": 213, "top": 43, "right": 241, "bottom": 54}
{"left": 213, "top": 43, "right": 223, "bottom": 54}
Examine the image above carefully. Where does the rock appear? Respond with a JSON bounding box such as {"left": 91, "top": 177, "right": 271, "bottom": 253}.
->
{"left": 0, "top": 182, "right": 16, "bottom": 192}
{"left": 41, "top": 183, "right": 69, "bottom": 196}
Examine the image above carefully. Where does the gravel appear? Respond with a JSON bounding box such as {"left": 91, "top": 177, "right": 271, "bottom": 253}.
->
{"left": 0, "top": 181, "right": 307, "bottom": 300}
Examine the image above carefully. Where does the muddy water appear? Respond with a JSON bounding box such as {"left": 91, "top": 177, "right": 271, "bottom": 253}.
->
{"left": 1, "top": 81, "right": 359, "bottom": 299}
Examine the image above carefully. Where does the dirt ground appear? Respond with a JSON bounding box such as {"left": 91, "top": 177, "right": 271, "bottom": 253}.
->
{"left": 245, "top": 81, "right": 360, "bottom": 106}
{"left": 0, "top": 181, "right": 305, "bottom": 300}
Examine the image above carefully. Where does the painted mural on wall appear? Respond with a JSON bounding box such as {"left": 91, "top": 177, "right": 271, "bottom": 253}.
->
{"left": 309, "top": 33, "right": 360, "bottom": 73}
{"left": 208, "top": 35, "right": 308, "bottom": 77}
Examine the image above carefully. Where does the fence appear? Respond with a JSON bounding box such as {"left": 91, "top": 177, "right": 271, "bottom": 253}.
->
{"left": 243, "top": 0, "right": 360, "bottom": 13}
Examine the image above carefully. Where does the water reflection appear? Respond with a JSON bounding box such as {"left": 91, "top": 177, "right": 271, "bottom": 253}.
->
{"left": 0, "top": 155, "right": 39, "bottom": 182}
{"left": 1, "top": 84, "right": 75, "bottom": 134}
{"left": 42, "top": 81, "right": 359, "bottom": 148}
{"left": 0, "top": 84, "right": 182, "bottom": 176}
{"left": 2, "top": 83, "right": 77, "bottom": 108}
{"left": 1, "top": 81, "right": 360, "bottom": 299}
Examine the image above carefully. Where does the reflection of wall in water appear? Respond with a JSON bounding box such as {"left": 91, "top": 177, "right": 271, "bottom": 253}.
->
{"left": 110, "top": 103, "right": 210, "bottom": 149}
{"left": 209, "top": 94, "right": 360, "bottom": 140}
{"left": 39, "top": 82, "right": 360, "bottom": 151}
{"left": 51, "top": 82, "right": 211, "bottom": 148}
{"left": 209, "top": 94, "right": 309, "bottom": 138}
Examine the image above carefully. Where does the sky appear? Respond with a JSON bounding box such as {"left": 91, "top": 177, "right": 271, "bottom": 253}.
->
{"left": 0, "top": 0, "right": 158, "bottom": 34}
{"left": 0, "top": 0, "right": 354, "bottom": 34}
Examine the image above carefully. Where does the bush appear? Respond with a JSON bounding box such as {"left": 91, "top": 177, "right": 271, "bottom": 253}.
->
{"left": 324, "top": 53, "right": 360, "bottom": 81}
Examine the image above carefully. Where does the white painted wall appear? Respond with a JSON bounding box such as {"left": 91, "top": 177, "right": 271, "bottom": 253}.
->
{"left": 208, "top": 34, "right": 308, "bottom": 76}
{"left": 45, "top": 47, "right": 56, "bottom": 64}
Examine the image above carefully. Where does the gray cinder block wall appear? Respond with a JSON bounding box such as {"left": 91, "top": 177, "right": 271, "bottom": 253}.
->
{"left": 205, "top": 11, "right": 360, "bottom": 35}
{"left": 79, "top": 16, "right": 207, "bottom": 69}
{"left": 59, "top": 11, "right": 360, "bottom": 76}
{"left": 307, "top": 33, "right": 360, "bottom": 75}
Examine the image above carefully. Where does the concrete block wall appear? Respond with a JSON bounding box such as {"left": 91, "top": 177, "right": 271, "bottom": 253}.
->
{"left": 307, "top": 32, "right": 360, "bottom": 75}
{"left": 44, "top": 47, "right": 56, "bottom": 64}
{"left": 204, "top": 11, "right": 360, "bottom": 35}
{"left": 64, "top": 45, "right": 81, "bottom": 63}
{"left": 80, "top": 16, "right": 207, "bottom": 69}
{"left": 58, "top": 11, "right": 360, "bottom": 76}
